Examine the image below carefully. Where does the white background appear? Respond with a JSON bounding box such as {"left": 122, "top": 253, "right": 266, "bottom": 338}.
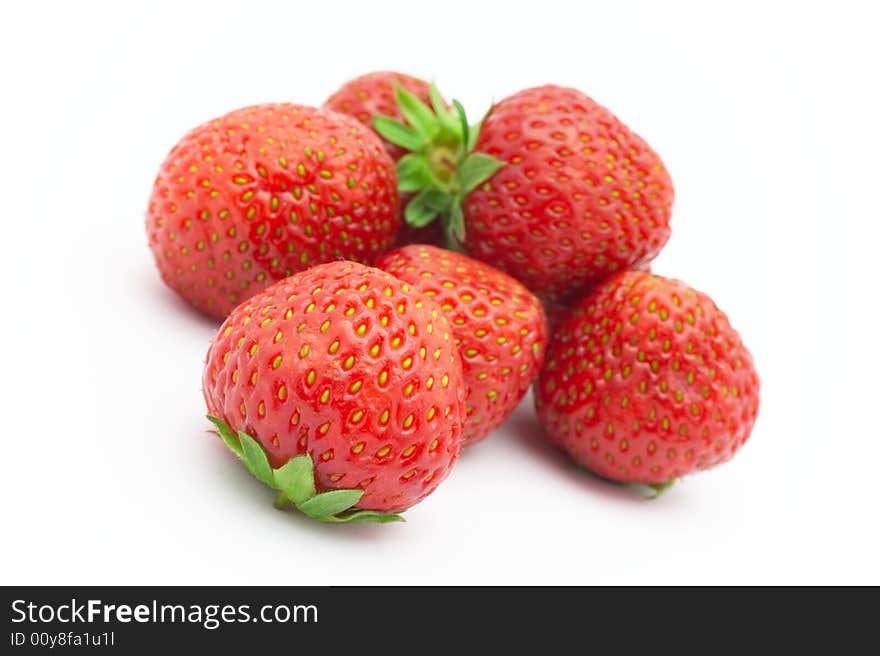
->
{"left": 1, "top": 0, "right": 878, "bottom": 585}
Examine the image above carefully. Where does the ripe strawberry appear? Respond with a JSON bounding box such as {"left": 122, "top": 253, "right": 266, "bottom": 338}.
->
{"left": 325, "top": 72, "right": 446, "bottom": 248}
{"left": 374, "top": 84, "right": 673, "bottom": 302}
{"left": 377, "top": 245, "right": 548, "bottom": 444}
{"left": 465, "top": 86, "right": 674, "bottom": 301}
{"left": 535, "top": 271, "right": 759, "bottom": 487}
{"left": 324, "top": 71, "right": 432, "bottom": 162}
{"left": 203, "top": 261, "right": 467, "bottom": 520}
{"left": 146, "top": 104, "right": 399, "bottom": 319}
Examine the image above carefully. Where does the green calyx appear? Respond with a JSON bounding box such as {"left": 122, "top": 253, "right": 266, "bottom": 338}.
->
{"left": 372, "top": 83, "right": 504, "bottom": 249}
{"left": 573, "top": 460, "right": 676, "bottom": 499}
{"left": 207, "top": 416, "right": 404, "bottom": 524}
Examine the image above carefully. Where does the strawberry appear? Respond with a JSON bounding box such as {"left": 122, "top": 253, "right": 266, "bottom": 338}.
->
{"left": 465, "top": 86, "right": 673, "bottom": 301}
{"left": 203, "top": 261, "right": 467, "bottom": 521}
{"left": 535, "top": 271, "right": 759, "bottom": 488}
{"left": 325, "top": 72, "right": 446, "bottom": 248}
{"left": 146, "top": 104, "right": 399, "bottom": 319}
{"left": 324, "top": 71, "right": 432, "bottom": 162}
{"left": 203, "top": 261, "right": 465, "bottom": 512}
{"left": 377, "top": 245, "right": 548, "bottom": 444}
{"left": 375, "top": 85, "right": 673, "bottom": 302}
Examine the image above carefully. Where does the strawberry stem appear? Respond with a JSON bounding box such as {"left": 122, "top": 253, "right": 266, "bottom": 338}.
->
{"left": 208, "top": 416, "right": 405, "bottom": 524}
{"left": 372, "top": 83, "right": 504, "bottom": 249}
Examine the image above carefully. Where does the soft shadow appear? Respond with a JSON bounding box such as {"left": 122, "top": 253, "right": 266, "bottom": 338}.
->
{"left": 137, "top": 270, "right": 222, "bottom": 333}
{"left": 502, "top": 408, "right": 680, "bottom": 505}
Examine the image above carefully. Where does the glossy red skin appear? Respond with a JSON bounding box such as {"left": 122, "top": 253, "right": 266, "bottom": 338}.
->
{"left": 465, "top": 85, "right": 674, "bottom": 302}
{"left": 146, "top": 104, "right": 399, "bottom": 319}
{"left": 324, "top": 72, "right": 441, "bottom": 248}
{"left": 535, "top": 271, "right": 759, "bottom": 484}
{"left": 377, "top": 245, "right": 548, "bottom": 444}
{"left": 202, "top": 262, "right": 466, "bottom": 512}
{"left": 324, "top": 71, "right": 432, "bottom": 162}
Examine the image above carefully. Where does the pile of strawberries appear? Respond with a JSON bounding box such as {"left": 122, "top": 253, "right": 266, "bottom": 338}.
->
{"left": 146, "top": 72, "right": 760, "bottom": 523}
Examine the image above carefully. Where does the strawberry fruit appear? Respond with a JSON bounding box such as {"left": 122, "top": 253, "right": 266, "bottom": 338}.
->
{"left": 377, "top": 245, "right": 548, "bottom": 444}
{"left": 464, "top": 86, "right": 673, "bottom": 301}
{"left": 146, "top": 104, "right": 399, "bottom": 319}
{"left": 535, "top": 271, "right": 759, "bottom": 487}
{"left": 202, "top": 261, "right": 466, "bottom": 520}
{"left": 324, "top": 71, "right": 432, "bottom": 162}
{"left": 376, "top": 84, "right": 673, "bottom": 302}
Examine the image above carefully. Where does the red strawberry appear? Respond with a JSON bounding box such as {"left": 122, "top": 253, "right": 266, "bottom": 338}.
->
{"left": 324, "top": 71, "right": 432, "bottom": 162}
{"left": 465, "top": 86, "right": 673, "bottom": 301}
{"left": 203, "top": 261, "right": 467, "bottom": 520}
{"left": 325, "top": 72, "right": 446, "bottom": 248}
{"left": 146, "top": 104, "right": 399, "bottom": 319}
{"left": 377, "top": 245, "right": 548, "bottom": 444}
{"left": 535, "top": 271, "right": 759, "bottom": 487}
{"left": 374, "top": 85, "right": 673, "bottom": 302}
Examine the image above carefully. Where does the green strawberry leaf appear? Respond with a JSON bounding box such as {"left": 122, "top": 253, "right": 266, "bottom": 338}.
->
{"left": 430, "top": 84, "right": 447, "bottom": 119}
{"left": 238, "top": 431, "right": 276, "bottom": 488}
{"left": 373, "top": 116, "right": 425, "bottom": 152}
{"left": 273, "top": 491, "right": 293, "bottom": 509}
{"left": 453, "top": 99, "right": 470, "bottom": 153}
{"left": 298, "top": 489, "right": 364, "bottom": 519}
{"left": 272, "top": 454, "right": 316, "bottom": 506}
{"left": 467, "top": 104, "right": 494, "bottom": 152}
{"left": 406, "top": 189, "right": 453, "bottom": 227}
{"left": 396, "top": 153, "right": 435, "bottom": 192}
{"left": 207, "top": 416, "right": 243, "bottom": 459}
{"left": 206, "top": 419, "right": 406, "bottom": 525}
{"left": 323, "top": 510, "right": 405, "bottom": 524}
{"left": 447, "top": 200, "right": 466, "bottom": 245}
{"left": 395, "top": 83, "right": 439, "bottom": 138}
{"left": 457, "top": 152, "right": 505, "bottom": 195}
{"left": 645, "top": 480, "right": 676, "bottom": 498}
